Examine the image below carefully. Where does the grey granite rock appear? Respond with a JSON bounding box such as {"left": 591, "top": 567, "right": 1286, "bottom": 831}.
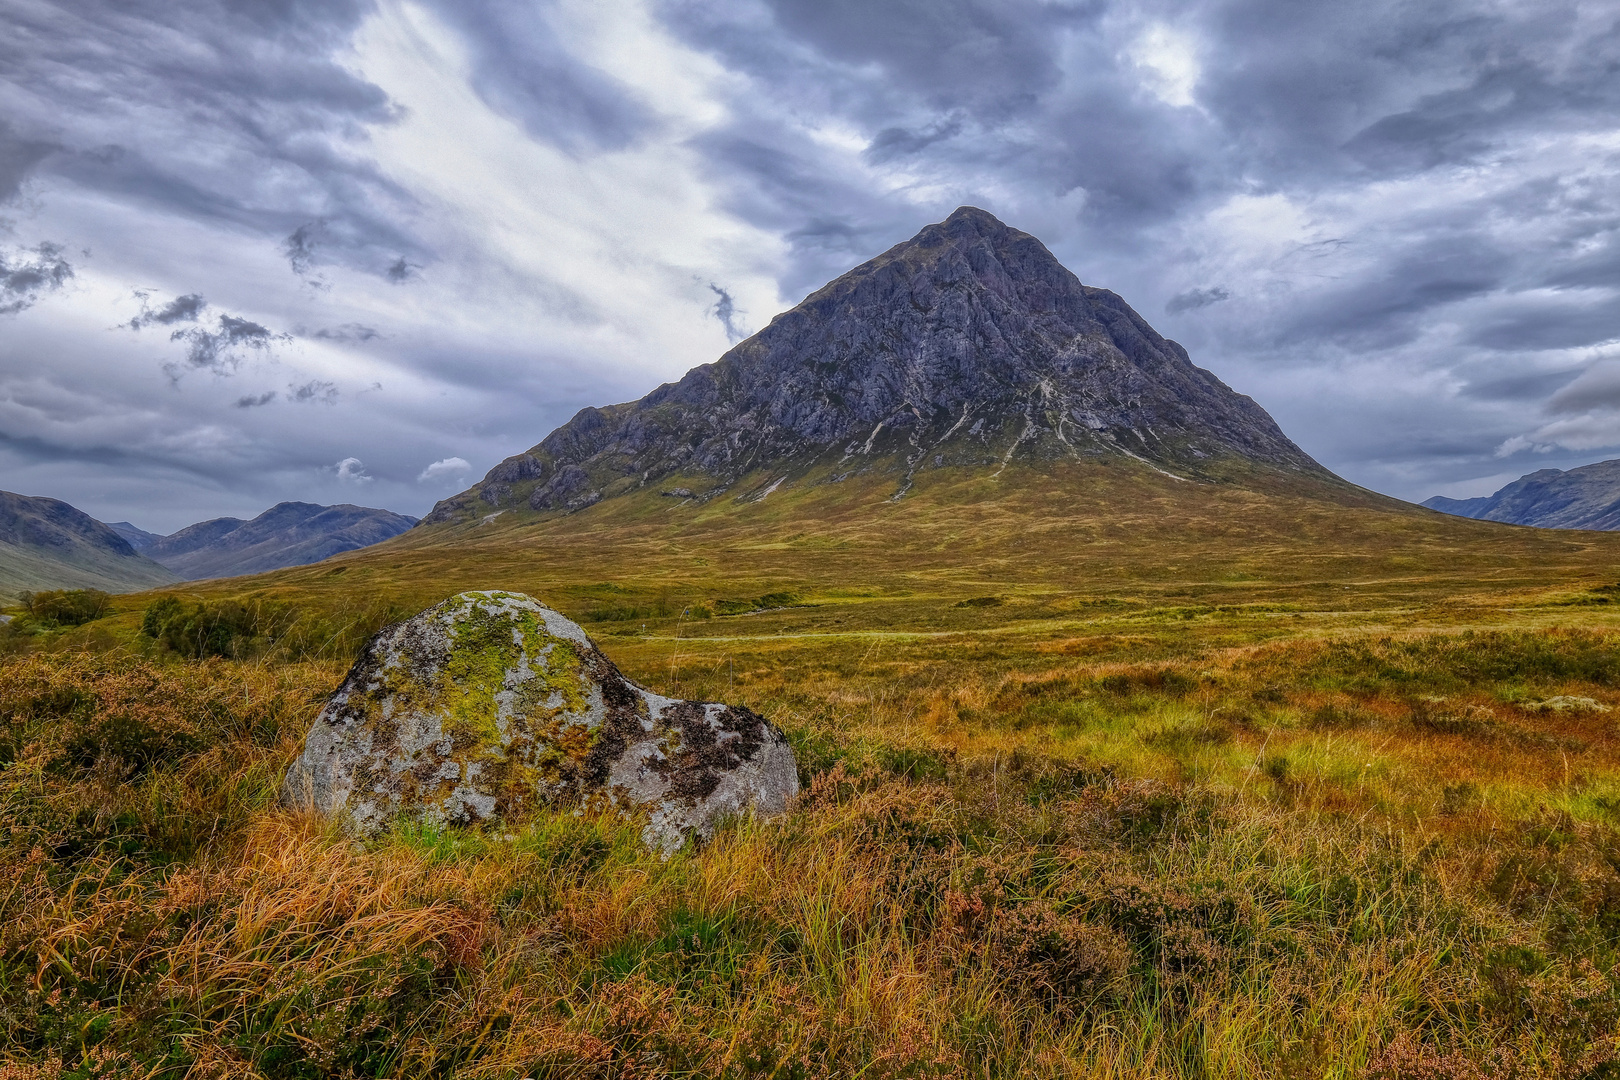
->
{"left": 426, "top": 206, "right": 1324, "bottom": 525}
{"left": 281, "top": 590, "right": 798, "bottom": 853}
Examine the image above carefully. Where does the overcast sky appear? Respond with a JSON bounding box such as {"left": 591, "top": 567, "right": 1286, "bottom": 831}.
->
{"left": 3, "top": 0, "right": 1619, "bottom": 532}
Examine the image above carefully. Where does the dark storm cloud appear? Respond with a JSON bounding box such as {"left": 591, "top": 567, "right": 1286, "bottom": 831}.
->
{"left": 1461, "top": 367, "right": 1583, "bottom": 403}
{"left": 1467, "top": 293, "right": 1620, "bottom": 352}
{"left": 308, "top": 323, "right": 380, "bottom": 343}
{"left": 284, "top": 223, "right": 325, "bottom": 284}
{"left": 863, "top": 118, "right": 964, "bottom": 164}
{"left": 127, "top": 292, "right": 207, "bottom": 329}
{"left": 235, "top": 391, "right": 277, "bottom": 408}
{"left": 0, "top": 242, "right": 73, "bottom": 315}
{"left": 1544, "top": 361, "right": 1620, "bottom": 415}
{"left": 760, "top": 0, "right": 1083, "bottom": 115}
{"left": 288, "top": 380, "right": 339, "bottom": 404}
{"left": 166, "top": 314, "right": 286, "bottom": 378}
{"left": 1166, "top": 286, "right": 1228, "bottom": 315}
{"left": 0, "top": 120, "right": 57, "bottom": 204}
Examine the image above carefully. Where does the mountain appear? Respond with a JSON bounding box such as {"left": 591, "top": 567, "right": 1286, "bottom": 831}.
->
{"left": 145, "top": 502, "right": 419, "bottom": 580}
{"left": 425, "top": 206, "right": 1326, "bottom": 525}
{"left": 0, "top": 491, "right": 180, "bottom": 600}
{"left": 1423, "top": 495, "right": 1491, "bottom": 519}
{"left": 1423, "top": 459, "right": 1620, "bottom": 530}
{"left": 107, "top": 521, "right": 162, "bottom": 551}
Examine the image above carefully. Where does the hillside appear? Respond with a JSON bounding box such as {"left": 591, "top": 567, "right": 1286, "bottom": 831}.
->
{"left": 1425, "top": 457, "right": 1620, "bottom": 529}
{"left": 425, "top": 206, "right": 1329, "bottom": 527}
{"left": 0, "top": 490, "right": 179, "bottom": 600}
{"left": 107, "top": 521, "right": 162, "bottom": 551}
{"left": 144, "top": 501, "right": 419, "bottom": 580}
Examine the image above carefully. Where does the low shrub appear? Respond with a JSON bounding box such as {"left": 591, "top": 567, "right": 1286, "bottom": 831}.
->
{"left": 139, "top": 594, "right": 404, "bottom": 662}
{"left": 16, "top": 589, "right": 111, "bottom": 628}
{"left": 141, "top": 596, "right": 269, "bottom": 659}
{"left": 989, "top": 901, "right": 1131, "bottom": 1009}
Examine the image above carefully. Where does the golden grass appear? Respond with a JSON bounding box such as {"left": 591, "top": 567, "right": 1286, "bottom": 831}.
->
{"left": 5, "top": 459, "right": 1620, "bottom": 1076}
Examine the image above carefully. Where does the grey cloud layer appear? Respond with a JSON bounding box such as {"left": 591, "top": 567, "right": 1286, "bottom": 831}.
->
{"left": 2, "top": 0, "right": 1619, "bottom": 525}
{"left": 1, "top": 0, "right": 423, "bottom": 279}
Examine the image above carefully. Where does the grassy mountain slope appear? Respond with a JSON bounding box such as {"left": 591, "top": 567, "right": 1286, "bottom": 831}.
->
{"left": 180, "top": 455, "right": 1620, "bottom": 625}
{"left": 0, "top": 490, "right": 179, "bottom": 600}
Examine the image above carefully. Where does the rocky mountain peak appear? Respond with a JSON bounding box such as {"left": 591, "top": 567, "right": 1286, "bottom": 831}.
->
{"left": 428, "top": 206, "right": 1323, "bottom": 523}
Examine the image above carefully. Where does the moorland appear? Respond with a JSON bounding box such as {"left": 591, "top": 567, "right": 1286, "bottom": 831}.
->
{"left": 5, "top": 459, "right": 1620, "bottom": 1078}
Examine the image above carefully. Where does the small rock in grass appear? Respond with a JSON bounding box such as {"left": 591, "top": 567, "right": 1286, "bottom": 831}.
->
{"left": 281, "top": 590, "right": 798, "bottom": 853}
{"left": 1524, "top": 695, "right": 1611, "bottom": 714}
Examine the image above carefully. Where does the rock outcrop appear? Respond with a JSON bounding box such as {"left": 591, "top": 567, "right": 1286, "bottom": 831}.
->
{"left": 426, "top": 205, "right": 1325, "bottom": 524}
{"left": 281, "top": 591, "right": 799, "bottom": 853}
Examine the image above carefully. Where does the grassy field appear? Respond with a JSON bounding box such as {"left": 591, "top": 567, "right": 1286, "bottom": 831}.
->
{"left": 5, "top": 459, "right": 1620, "bottom": 1078}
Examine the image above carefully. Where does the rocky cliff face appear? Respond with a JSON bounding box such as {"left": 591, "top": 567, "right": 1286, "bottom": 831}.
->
{"left": 427, "top": 207, "right": 1324, "bottom": 524}
{"left": 1424, "top": 459, "right": 1620, "bottom": 530}
{"left": 147, "top": 502, "right": 419, "bottom": 580}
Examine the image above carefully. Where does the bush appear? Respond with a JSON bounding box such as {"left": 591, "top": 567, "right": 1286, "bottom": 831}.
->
{"left": 990, "top": 902, "right": 1131, "bottom": 1008}
{"left": 141, "top": 597, "right": 261, "bottom": 658}
{"left": 17, "top": 589, "right": 111, "bottom": 628}
{"left": 140, "top": 594, "right": 406, "bottom": 663}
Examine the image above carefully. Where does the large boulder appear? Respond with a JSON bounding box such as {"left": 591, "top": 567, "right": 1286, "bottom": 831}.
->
{"left": 281, "top": 590, "right": 798, "bottom": 853}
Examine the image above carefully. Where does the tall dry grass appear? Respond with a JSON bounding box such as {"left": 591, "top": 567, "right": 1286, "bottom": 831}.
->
{"left": 2, "top": 626, "right": 1620, "bottom": 1077}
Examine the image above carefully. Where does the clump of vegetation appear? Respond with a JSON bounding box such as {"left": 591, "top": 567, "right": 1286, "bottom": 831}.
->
{"left": 711, "top": 591, "right": 806, "bottom": 616}
{"left": 140, "top": 595, "right": 269, "bottom": 658}
{"left": 138, "top": 594, "right": 406, "bottom": 662}
{"left": 14, "top": 589, "right": 111, "bottom": 629}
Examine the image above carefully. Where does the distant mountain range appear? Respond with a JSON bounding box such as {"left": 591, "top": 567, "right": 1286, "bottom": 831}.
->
{"left": 0, "top": 491, "right": 179, "bottom": 599}
{"left": 0, "top": 494, "right": 418, "bottom": 599}
{"left": 143, "top": 502, "right": 419, "bottom": 580}
{"left": 426, "top": 206, "right": 1325, "bottom": 526}
{"left": 1424, "top": 459, "right": 1620, "bottom": 530}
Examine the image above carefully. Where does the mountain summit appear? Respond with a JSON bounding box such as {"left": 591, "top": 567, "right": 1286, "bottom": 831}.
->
{"left": 428, "top": 207, "right": 1322, "bottom": 523}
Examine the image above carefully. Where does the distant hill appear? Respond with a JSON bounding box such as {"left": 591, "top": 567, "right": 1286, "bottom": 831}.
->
{"left": 0, "top": 491, "right": 180, "bottom": 600}
{"left": 1423, "top": 459, "right": 1620, "bottom": 530}
{"left": 108, "top": 521, "right": 163, "bottom": 551}
{"left": 145, "top": 502, "right": 419, "bottom": 580}
{"left": 425, "top": 206, "right": 1326, "bottom": 526}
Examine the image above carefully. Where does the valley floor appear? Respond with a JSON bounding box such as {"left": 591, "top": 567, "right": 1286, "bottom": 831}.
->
{"left": 4, "top": 463, "right": 1620, "bottom": 1078}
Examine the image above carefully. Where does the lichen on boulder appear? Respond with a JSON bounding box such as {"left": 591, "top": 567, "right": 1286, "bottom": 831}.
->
{"left": 281, "top": 590, "right": 798, "bottom": 852}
